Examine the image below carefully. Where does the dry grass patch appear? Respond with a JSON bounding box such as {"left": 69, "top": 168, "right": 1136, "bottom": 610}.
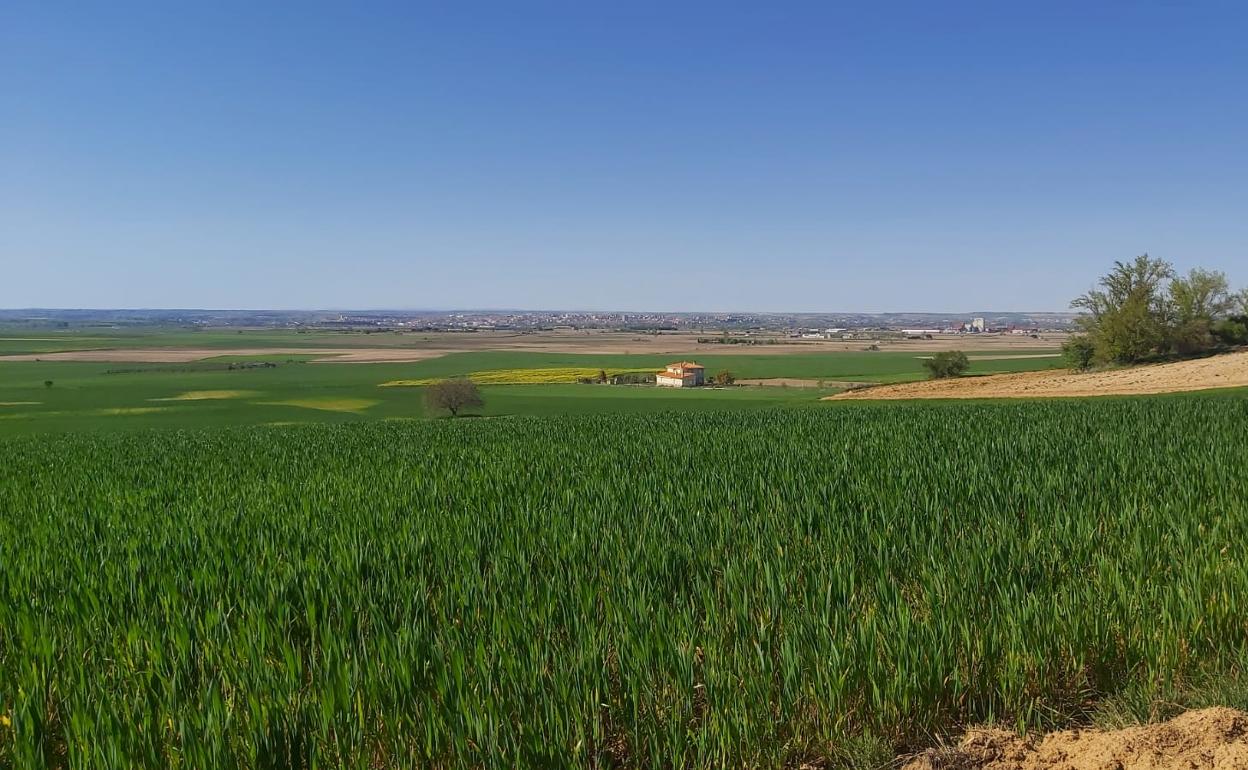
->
{"left": 153, "top": 390, "right": 259, "bottom": 401}
{"left": 260, "top": 397, "right": 379, "bottom": 413}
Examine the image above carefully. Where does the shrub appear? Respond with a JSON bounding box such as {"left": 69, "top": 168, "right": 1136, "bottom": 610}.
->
{"left": 1062, "top": 335, "right": 1096, "bottom": 372}
{"left": 923, "top": 351, "right": 969, "bottom": 379}
{"left": 1213, "top": 316, "right": 1248, "bottom": 347}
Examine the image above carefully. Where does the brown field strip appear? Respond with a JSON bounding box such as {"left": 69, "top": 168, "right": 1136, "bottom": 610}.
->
{"left": 826, "top": 350, "right": 1248, "bottom": 400}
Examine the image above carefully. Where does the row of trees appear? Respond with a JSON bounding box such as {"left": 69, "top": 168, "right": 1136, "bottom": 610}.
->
{"left": 1065, "top": 256, "right": 1248, "bottom": 370}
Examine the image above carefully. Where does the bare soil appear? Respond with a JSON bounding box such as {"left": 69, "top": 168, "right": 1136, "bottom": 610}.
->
{"left": 826, "top": 351, "right": 1248, "bottom": 400}
{"left": 904, "top": 708, "right": 1248, "bottom": 770}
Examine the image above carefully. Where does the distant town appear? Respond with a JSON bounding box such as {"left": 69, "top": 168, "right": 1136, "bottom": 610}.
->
{"left": 0, "top": 308, "right": 1079, "bottom": 337}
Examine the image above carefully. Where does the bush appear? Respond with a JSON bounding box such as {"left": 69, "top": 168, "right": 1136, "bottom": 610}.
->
{"left": 1062, "top": 335, "right": 1096, "bottom": 372}
{"left": 1213, "top": 316, "right": 1248, "bottom": 347}
{"left": 923, "top": 351, "right": 969, "bottom": 379}
{"left": 712, "top": 370, "right": 736, "bottom": 386}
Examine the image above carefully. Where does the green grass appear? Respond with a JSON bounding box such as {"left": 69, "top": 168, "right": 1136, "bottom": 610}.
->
{"left": 0, "top": 326, "right": 448, "bottom": 353}
{"left": 1, "top": 395, "right": 1246, "bottom": 767}
{"left": 0, "top": 345, "right": 1064, "bottom": 434}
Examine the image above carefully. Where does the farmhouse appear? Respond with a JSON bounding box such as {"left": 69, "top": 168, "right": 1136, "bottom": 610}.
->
{"left": 655, "top": 361, "right": 705, "bottom": 387}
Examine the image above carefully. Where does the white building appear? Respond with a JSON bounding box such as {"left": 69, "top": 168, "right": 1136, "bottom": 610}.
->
{"left": 655, "top": 361, "right": 706, "bottom": 387}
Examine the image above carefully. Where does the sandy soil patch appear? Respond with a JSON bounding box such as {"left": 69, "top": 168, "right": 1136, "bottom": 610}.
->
{"left": 827, "top": 351, "right": 1248, "bottom": 400}
{"left": 905, "top": 707, "right": 1248, "bottom": 770}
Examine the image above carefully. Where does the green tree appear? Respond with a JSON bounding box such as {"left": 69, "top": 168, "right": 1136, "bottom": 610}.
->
{"left": 923, "top": 351, "right": 969, "bottom": 379}
{"left": 712, "top": 370, "right": 736, "bottom": 386}
{"left": 1061, "top": 335, "right": 1096, "bottom": 372}
{"left": 1071, "top": 255, "right": 1173, "bottom": 364}
{"left": 1167, "top": 268, "right": 1234, "bottom": 355}
{"left": 1213, "top": 316, "right": 1248, "bottom": 347}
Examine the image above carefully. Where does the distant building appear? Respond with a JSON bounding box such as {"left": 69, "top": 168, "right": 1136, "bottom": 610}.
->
{"left": 655, "top": 361, "right": 706, "bottom": 387}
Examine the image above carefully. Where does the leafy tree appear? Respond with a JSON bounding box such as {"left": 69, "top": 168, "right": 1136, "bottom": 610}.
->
{"left": 1167, "top": 268, "right": 1234, "bottom": 355}
{"left": 923, "top": 351, "right": 969, "bottom": 379}
{"left": 1235, "top": 288, "right": 1248, "bottom": 315}
{"left": 424, "top": 378, "right": 484, "bottom": 417}
{"left": 1062, "top": 335, "right": 1096, "bottom": 372}
{"left": 1213, "top": 315, "right": 1248, "bottom": 347}
{"left": 712, "top": 370, "right": 736, "bottom": 386}
{"left": 1071, "top": 255, "right": 1173, "bottom": 364}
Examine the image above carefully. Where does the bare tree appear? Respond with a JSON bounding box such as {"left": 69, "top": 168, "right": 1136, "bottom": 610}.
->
{"left": 424, "top": 378, "right": 484, "bottom": 417}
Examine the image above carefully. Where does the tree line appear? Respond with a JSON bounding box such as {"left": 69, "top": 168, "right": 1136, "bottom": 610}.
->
{"left": 1065, "top": 255, "right": 1248, "bottom": 370}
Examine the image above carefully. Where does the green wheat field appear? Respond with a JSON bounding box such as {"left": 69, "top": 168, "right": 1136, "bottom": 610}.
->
{"left": 2, "top": 395, "right": 1246, "bottom": 768}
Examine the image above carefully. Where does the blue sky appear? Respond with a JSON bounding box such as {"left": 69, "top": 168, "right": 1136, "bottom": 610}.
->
{"left": 3, "top": 1, "right": 1246, "bottom": 312}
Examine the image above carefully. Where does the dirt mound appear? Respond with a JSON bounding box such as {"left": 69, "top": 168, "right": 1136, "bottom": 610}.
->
{"left": 826, "top": 351, "right": 1248, "bottom": 400}
{"left": 905, "top": 708, "right": 1248, "bottom": 770}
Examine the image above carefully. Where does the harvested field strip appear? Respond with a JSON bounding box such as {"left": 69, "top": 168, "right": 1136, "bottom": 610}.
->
{"left": 828, "top": 350, "right": 1248, "bottom": 399}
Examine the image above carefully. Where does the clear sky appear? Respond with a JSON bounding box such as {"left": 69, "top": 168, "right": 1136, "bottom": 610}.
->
{"left": 3, "top": 1, "right": 1246, "bottom": 312}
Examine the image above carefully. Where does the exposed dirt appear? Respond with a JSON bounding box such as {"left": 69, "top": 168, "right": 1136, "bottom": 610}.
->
{"left": 826, "top": 351, "right": 1248, "bottom": 400}
{"left": 904, "top": 708, "right": 1248, "bottom": 770}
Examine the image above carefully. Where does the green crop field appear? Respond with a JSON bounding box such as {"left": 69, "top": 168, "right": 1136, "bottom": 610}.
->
{"left": 0, "top": 348, "right": 1064, "bottom": 435}
{"left": 2, "top": 395, "right": 1246, "bottom": 768}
